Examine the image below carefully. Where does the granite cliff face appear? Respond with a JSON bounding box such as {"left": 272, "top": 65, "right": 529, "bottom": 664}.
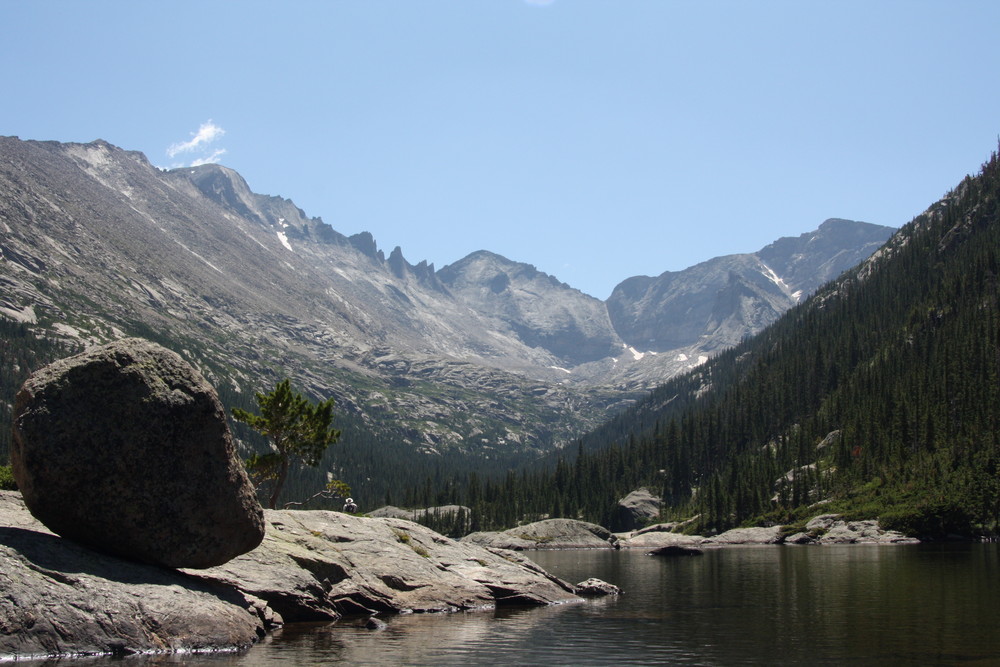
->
{"left": 0, "top": 136, "right": 895, "bottom": 464}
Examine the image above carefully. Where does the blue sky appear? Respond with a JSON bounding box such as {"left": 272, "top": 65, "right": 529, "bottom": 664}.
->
{"left": 4, "top": 1, "right": 1000, "bottom": 299}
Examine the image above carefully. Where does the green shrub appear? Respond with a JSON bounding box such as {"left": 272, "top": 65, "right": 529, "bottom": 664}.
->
{"left": 879, "top": 498, "right": 976, "bottom": 538}
{"left": 0, "top": 465, "right": 17, "bottom": 491}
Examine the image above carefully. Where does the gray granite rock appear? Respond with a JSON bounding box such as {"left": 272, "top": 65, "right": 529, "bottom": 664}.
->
{"left": 612, "top": 488, "right": 662, "bottom": 531}
{"left": 574, "top": 578, "right": 622, "bottom": 596}
{"left": 805, "top": 514, "right": 920, "bottom": 545}
{"left": 0, "top": 492, "right": 264, "bottom": 661}
{"left": 619, "top": 528, "right": 705, "bottom": 549}
{"left": 190, "top": 510, "right": 583, "bottom": 621}
{"left": 0, "top": 491, "right": 591, "bottom": 660}
{"left": 462, "top": 518, "right": 620, "bottom": 550}
{"left": 703, "top": 525, "right": 785, "bottom": 545}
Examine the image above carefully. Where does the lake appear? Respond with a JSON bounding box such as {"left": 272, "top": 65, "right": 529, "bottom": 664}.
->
{"left": 28, "top": 543, "right": 1000, "bottom": 665}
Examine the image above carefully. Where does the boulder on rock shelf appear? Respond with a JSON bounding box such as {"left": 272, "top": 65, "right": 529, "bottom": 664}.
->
{"left": 11, "top": 337, "right": 264, "bottom": 569}
{"left": 0, "top": 492, "right": 590, "bottom": 660}
{"left": 612, "top": 488, "right": 662, "bottom": 532}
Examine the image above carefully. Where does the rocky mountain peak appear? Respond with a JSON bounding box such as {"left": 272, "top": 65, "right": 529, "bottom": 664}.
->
{"left": 603, "top": 218, "right": 895, "bottom": 384}
{"left": 438, "top": 250, "right": 620, "bottom": 366}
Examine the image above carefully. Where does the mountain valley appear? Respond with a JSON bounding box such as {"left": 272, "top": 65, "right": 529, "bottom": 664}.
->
{"left": 0, "top": 136, "right": 894, "bottom": 502}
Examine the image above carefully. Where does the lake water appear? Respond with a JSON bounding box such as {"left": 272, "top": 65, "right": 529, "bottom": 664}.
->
{"left": 30, "top": 543, "right": 1000, "bottom": 666}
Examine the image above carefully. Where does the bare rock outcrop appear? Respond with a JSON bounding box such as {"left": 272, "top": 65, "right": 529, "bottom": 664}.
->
{"left": 11, "top": 338, "right": 265, "bottom": 569}
{"left": 0, "top": 492, "right": 588, "bottom": 660}
{"left": 189, "top": 509, "right": 582, "bottom": 621}
{"left": 0, "top": 492, "right": 265, "bottom": 661}
{"left": 462, "top": 518, "right": 620, "bottom": 550}
{"left": 786, "top": 514, "right": 920, "bottom": 545}
{"left": 702, "top": 525, "right": 786, "bottom": 545}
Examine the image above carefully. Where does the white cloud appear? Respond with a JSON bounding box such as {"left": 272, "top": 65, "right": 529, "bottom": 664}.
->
{"left": 167, "top": 120, "right": 226, "bottom": 159}
{"left": 189, "top": 148, "right": 228, "bottom": 166}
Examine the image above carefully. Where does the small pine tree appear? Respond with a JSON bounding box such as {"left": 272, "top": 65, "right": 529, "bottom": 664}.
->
{"left": 233, "top": 379, "right": 341, "bottom": 509}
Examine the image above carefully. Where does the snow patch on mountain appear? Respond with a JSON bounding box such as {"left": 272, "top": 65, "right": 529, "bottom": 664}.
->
{"left": 760, "top": 261, "right": 795, "bottom": 299}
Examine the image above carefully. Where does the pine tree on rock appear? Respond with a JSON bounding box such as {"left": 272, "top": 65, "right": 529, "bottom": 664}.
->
{"left": 233, "top": 379, "right": 341, "bottom": 509}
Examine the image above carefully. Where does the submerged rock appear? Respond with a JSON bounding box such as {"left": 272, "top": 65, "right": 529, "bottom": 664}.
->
{"left": 11, "top": 338, "right": 264, "bottom": 569}
{"left": 575, "top": 578, "right": 622, "bottom": 596}
{"left": 648, "top": 544, "right": 704, "bottom": 557}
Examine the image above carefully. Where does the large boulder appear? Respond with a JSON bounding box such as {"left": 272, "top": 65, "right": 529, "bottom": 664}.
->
{"left": 612, "top": 488, "right": 662, "bottom": 531}
{"left": 11, "top": 338, "right": 264, "bottom": 569}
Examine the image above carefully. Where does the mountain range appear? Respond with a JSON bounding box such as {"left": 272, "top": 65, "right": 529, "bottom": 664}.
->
{"left": 471, "top": 144, "right": 1000, "bottom": 538}
{"left": 0, "top": 136, "right": 894, "bottom": 489}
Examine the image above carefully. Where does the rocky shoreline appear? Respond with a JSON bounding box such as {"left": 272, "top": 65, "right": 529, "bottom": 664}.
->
{"left": 0, "top": 488, "right": 920, "bottom": 662}
{"left": 0, "top": 491, "right": 592, "bottom": 662}
{"left": 461, "top": 515, "right": 920, "bottom": 551}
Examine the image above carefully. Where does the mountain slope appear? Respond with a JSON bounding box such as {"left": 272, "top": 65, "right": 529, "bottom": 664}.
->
{"left": 606, "top": 218, "right": 894, "bottom": 353}
{"left": 437, "top": 251, "right": 620, "bottom": 367}
{"left": 0, "top": 139, "right": 623, "bottom": 483}
{"left": 0, "top": 136, "right": 894, "bottom": 506}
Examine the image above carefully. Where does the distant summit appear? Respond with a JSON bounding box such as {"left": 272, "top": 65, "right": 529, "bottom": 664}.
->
{"left": 602, "top": 218, "right": 894, "bottom": 386}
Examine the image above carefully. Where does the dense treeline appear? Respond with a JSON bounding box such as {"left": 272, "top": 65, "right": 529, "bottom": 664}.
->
{"left": 405, "top": 146, "right": 1000, "bottom": 538}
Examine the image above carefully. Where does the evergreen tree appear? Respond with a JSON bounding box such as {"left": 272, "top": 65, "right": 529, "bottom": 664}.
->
{"left": 233, "top": 379, "right": 341, "bottom": 509}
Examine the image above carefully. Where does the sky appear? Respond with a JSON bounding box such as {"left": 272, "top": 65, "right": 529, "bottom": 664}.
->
{"left": 4, "top": 1, "right": 1000, "bottom": 300}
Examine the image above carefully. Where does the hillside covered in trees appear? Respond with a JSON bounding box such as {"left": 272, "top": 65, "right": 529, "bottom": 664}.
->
{"left": 407, "top": 146, "right": 1000, "bottom": 539}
